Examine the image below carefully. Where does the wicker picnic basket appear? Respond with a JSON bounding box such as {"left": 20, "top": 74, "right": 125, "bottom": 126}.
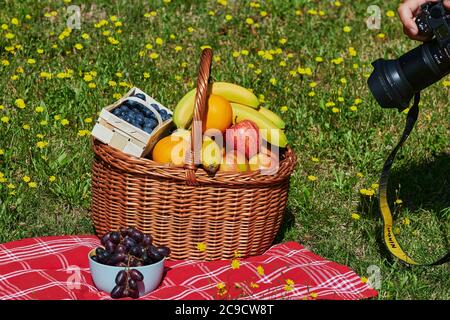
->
{"left": 91, "top": 49, "right": 297, "bottom": 260}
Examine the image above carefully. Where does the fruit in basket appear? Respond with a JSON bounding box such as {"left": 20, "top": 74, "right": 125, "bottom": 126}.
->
{"left": 201, "top": 137, "right": 223, "bottom": 175}
{"left": 151, "top": 132, "right": 189, "bottom": 166}
{"left": 230, "top": 103, "right": 288, "bottom": 148}
{"left": 204, "top": 94, "right": 233, "bottom": 133}
{"left": 90, "top": 228, "right": 171, "bottom": 299}
{"left": 249, "top": 151, "right": 279, "bottom": 173}
{"left": 226, "top": 120, "right": 260, "bottom": 159}
{"left": 219, "top": 150, "right": 249, "bottom": 172}
{"left": 173, "top": 82, "right": 259, "bottom": 129}
{"left": 258, "top": 107, "right": 285, "bottom": 129}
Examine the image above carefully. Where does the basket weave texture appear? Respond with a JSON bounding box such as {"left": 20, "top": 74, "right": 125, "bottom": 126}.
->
{"left": 91, "top": 49, "right": 297, "bottom": 260}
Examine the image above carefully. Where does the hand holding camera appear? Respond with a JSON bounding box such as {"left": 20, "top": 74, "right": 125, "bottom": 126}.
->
{"left": 368, "top": 0, "right": 450, "bottom": 110}
{"left": 399, "top": 0, "right": 450, "bottom": 40}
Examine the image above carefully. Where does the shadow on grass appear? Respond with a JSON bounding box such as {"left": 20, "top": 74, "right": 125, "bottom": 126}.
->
{"left": 358, "top": 152, "right": 450, "bottom": 264}
{"left": 274, "top": 206, "right": 296, "bottom": 244}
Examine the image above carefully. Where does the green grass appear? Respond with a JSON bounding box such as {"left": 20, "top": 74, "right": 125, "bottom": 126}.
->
{"left": 0, "top": 0, "right": 449, "bottom": 300}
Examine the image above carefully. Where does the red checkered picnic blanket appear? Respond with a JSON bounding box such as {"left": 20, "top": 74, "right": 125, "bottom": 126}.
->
{"left": 0, "top": 236, "right": 377, "bottom": 300}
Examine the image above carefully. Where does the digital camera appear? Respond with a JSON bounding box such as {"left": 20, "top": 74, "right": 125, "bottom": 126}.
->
{"left": 368, "top": 0, "right": 450, "bottom": 110}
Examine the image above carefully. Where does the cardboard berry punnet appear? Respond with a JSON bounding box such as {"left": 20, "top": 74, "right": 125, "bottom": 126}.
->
{"left": 91, "top": 87, "right": 174, "bottom": 158}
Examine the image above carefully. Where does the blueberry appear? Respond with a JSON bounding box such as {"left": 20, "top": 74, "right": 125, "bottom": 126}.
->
{"left": 159, "top": 109, "right": 168, "bottom": 117}
{"left": 150, "top": 103, "right": 160, "bottom": 112}
{"left": 112, "top": 108, "right": 121, "bottom": 116}
{"left": 118, "top": 105, "right": 130, "bottom": 114}
{"left": 134, "top": 93, "right": 146, "bottom": 101}
{"left": 135, "top": 114, "right": 144, "bottom": 126}
{"left": 143, "top": 126, "right": 153, "bottom": 134}
{"left": 144, "top": 118, "right": 158, "bottom": 129}
{"left": 142, "top": 108, "right": 153, "bottom": 118}
{"left": 162, "top": 113, "right": 171, "bottom": 121}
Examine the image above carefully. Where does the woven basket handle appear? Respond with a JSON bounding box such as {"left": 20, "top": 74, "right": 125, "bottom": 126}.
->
{"left": 185, "top": 48, "right": 213, "bottom": 185}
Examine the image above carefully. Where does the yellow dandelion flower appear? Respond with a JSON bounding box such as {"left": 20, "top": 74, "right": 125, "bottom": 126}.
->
{"left": 241, "top": 49, "right": 249, "bottom": 56}
{"left": 1, "top": 59, "right": 10, "bottom": 66}
{"left": 1, "top": 24, "right": 8, "bottom": 30}
{"left": 36, "top": 141, "right": 48, "bottom": 149}
{"left": 143, "top": 72, "right": 150, "bottom": 79}
{"left": 196, "top": 242, "right": 206, "bottom": 252}
{"left": 15, "top": 99, "right": 26, "bottom": 109}
{"left": 27, "top": 58, "right": 36, "bottom": 64}
{"left": 175, "top": 45, "right": 183, "bottom": 52}
{"left": 307, "top": 9, "right": 318, "bottom": 15}
{"left": 23, "top": 176, "right": 31, "bottom": 183}
{"left": 88, "top": 83, "right": 96, "bottom": 89}
{"left": 394, "top": 227, "right": 401, "bottom": 235}
{"left": 28, "top": 182, "right": 37, "bottom": 188}
{"left": 280, "top": 105, "right": 288, "bottom": 113}
{"left": 149, "top": 52, "right": 159, "bottom": 59}
{"left": 108, "top": 80, "right": 117, "bottom": 87}
{"left": 308, "top": 175, "right": 317, "bottom": 181}
{"left": 351, "top": 213, "right": 361, "bottom": 220}
{"left": 5, "top": 33, "right": 15, "bottom": 39}
{"left": 402, "top": 217, "right": 410, "bottom": 226}
{"left": 377, "top": 33, "right": 386, "bottom": 39}
{"left": 315, "top": 56, "right": 324, "bottom": 63}
{"left": 231, "top": 259, "right": 240, "bottom": 269}
{"left": 74, "top": 43, "right": 83, "bottom": 50}
{"left": 60, "top": 119, "right": 69, "bottom": 126}
{"left": 279, "top": 38, "right": 287, "bottom": 45}
{"left": 332, "top": 107, "right": 340, "bottom": 113}
{"left": 35, "top": 106, "right": 44, "bottom": 113}
{"left": 350, "top": 106, "right": 358, "bottom": 112}
{"left": 308, "top": 91, "right": 316, "bottom": 97}
{"left": 343, "top": 26, "right": 352, "bottom": 33}
{"left": 245, "top": 18, "right": 254, "bottom": 25}
{"left": 232, "top": 51, "right": 240, "bottom": 58}
{"left": 22, "top": 123, "right": 30, "bottom": 129}
{"left": 395, "top": 199, "right": 403, "bottom": 205}
{"left": 187, "top": 27, "right": 194, "bottom": 33}
{"left": 155, "top": 37, "right": 163, "bottom": 45}
{"left": 83, "top": 74, "right": 93, "bottom": 82}
{"left": 256, "top": 265, "right": 264, "bottom": 275}
{"left": 386, "top": 10, "right": 395, "bottom": 18}
{"left": 260, "top": 11, "right": 267, "bottom": 17}
{"left": 269, "top": 78, "right": 277, "bottom": 85}
{"left": 225, "top": 14, "right": 232, "bottom": 21}
{"left": 335, "top": 1, "right": 342, "bottom": 7}
{"left": 81, "top": 33, "right": 90, "bottom": 40}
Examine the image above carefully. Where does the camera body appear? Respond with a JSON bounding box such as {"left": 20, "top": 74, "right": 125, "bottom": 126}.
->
{"left": 416, "top": 1, "right": 450, "bottom": 50}
{"left": 368, "top": 1, "right": 450, "bottom": 111}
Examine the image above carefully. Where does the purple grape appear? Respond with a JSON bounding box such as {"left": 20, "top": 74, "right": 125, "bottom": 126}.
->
{"left": 114, "top": 244, "right": 127, "bottom": 254}
{"left": 115, "top": 270, "right": 127, "bottom": 286}
{"left": 129, "top": 269, "right": 144, "bottom": 282}
{"left": 119, "top": 227, "right": 128, "bottom": 237}
{"left": 128, "top": 278, "right": 138, "bottom": 291}
{"left": 105, "top": 240, "right": 116, "bottom": 254}
{"left": 100, "top": 233, "right": 110, "bottom": 246}
{"left": 108, "top": 253, "right": 126, "bottom": 265}
{"left": 111, "top": 285, "right": 125, "bottom": 299}
{"left": 95, "top": 247, "right": 106, "bottom": 256}
{"left": 128, "top": 289, "right": 139, "bottom": 299}
{"left": 116, "top": 262, "right": 127, "bottom": 267}
{"left": 130, "top": 245, "right": 143, "bottom": 258}
{"left": 123, "top": 237, "right": 137, "bottom": 249}
{"left": 130, "top": 230, "right": 144, "bottom": 243}
{"left": 156, "top": 246, "right": 171, "bottom": 258}
{"left": 142, "top": 234, "right": 153, "bottom": 247}
{"left": 147, "top": 246, "right": 163, "bottom": 262}
{"left": 109, "top": 232, "right": 121, "bottom": 244}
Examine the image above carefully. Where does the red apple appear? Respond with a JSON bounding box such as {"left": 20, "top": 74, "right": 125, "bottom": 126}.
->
{"left": 225, "top": 120, "right": 260, "bottom": 159}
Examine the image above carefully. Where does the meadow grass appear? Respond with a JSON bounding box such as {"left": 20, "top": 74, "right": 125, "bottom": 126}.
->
{"left": 0, "top": 0, "right": 448, "bottom": 299}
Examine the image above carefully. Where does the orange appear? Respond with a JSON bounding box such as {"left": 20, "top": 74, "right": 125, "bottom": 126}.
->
{"left": 152, "top": 133, "right": 189, "bottom": 166}
{"left": 204, "top": 94, "right": 232, "bottom": 133}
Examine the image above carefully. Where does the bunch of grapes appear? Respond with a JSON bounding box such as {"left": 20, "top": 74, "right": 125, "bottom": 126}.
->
{"left": 111, "top": 93, "right": 171, "bottom": 134}
{"left": 90, "top": 227, "right": 170, "bottom": 299}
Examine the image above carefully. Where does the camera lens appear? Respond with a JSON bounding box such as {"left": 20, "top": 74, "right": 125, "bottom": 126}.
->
{"left": 368, "top": 39, "right": 450, "bottom": 110}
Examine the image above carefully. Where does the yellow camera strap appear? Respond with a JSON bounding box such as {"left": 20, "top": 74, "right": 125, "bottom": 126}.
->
{"left": 379, "top": 92, "right": 450, "bottom": 266}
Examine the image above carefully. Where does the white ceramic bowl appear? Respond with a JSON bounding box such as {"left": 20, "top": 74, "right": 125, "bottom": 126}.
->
{"left": 88, "top": 249, "right": 165, "bottom": 297}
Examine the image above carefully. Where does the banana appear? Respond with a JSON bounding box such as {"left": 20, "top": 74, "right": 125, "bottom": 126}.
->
{"left": 230, "top": 103, "right": 288, "bottom": 148}
{"left": 173, "top": 82, "right": 259, "bottom": 129}
{"left": 173, "top": 88, "right": 196, "bottom": 129}
{"left": 258, "top": 107, "right": 285, "bottom": 129}
{"left": 201, "top": 137, "right": 222, "bottom": 175}
{"left": 211, "top": 82, "right": 259, "bottom": 108}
